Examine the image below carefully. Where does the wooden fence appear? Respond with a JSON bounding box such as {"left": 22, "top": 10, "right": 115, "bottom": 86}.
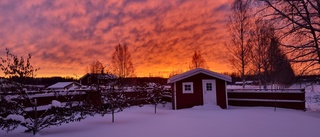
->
{"left": 1, "top": 90, "right": 172, "bottom": 118}
{"left": 227, "top": 89, "right": 305, "bottom": 110}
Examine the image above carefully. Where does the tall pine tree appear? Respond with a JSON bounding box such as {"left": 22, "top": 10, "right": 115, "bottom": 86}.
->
{"left": 268, "top": 37, "right": 295, "bottom": 87}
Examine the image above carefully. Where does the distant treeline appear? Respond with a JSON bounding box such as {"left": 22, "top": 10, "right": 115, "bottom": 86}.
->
{"left": 1, "top": 76, "right": 168, "bottom": 87}
{"left": 1, "top": 74, "right": 316, "bottom": 87}
{"left": 0, "top": 76, "right": 76, "bottom": 87}
{"left": 228, "top": 74, "right": 318, "bottom": 84}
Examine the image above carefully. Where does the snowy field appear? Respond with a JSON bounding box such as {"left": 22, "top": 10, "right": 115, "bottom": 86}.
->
{"left": 1, "top": 104, "right": 320, "bottom": 137}
{"left": 1, "top": 83, "right": 319, "bottom": 137}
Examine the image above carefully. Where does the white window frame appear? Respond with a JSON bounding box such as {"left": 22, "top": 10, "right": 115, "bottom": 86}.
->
{"left": 182, "top": 82, "right": 193, "bottom": 94}
{"left": 206, "top": 83, "right": 213, "bottom": 91}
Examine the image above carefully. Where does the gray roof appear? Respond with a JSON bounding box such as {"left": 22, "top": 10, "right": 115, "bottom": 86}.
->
{"left": 47, "top": 82, "right": 79, "bottom": 89}
{"left": 167, "top": 68, "right": 232, "bottom": 83}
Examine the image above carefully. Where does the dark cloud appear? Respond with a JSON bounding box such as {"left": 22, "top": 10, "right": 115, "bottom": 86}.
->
{"left": 214, "top": 3, "right": 230, "bottom": 12}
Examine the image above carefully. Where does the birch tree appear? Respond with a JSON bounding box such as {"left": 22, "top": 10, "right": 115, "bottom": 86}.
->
{"left": 227, "top": 0, "right": 253, "bottom": 88}
{"left": 88, "top": 60, "right": 104, "bottom": 74}
{"left": 249, "top": 17, "right": 295, "bottom": 88}
{"left": 189, "top": 50, "right": 208, "bottom": 70}
{"left": 249, "top": 18, "right": 275, "bottom": 88}
{"left": 111, "top": 44, "right": 135, "bottom": 78}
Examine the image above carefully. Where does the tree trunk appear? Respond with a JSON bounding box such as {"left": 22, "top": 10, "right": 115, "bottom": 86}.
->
{"left": 33, "top": 99, "right": 38, "bottom": 135}
{"left": 112, "top": 110, "right": 114, "bottom": 123}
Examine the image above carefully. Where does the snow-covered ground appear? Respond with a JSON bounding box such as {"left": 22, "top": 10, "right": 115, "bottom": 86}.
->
{"left": 1, "top": 83, "right": 319, "bottom": 137}
{"left": 1, "top": 104, "right": 320, "bottom": 137}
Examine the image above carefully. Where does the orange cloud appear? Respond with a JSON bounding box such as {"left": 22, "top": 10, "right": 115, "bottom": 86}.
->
{"left": 0, "top": 0, "right": 231, "bottom": 78}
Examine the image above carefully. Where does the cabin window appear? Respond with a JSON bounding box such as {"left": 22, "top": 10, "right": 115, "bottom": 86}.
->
{"left": 182, "top": 82, "right": 193, "bottom": 94}
{"left": 206, "top": 83, "right": 212, "bottom": 91}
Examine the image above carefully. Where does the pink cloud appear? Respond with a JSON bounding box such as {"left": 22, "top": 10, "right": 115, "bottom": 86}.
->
{"left": 0, "top": 0, "right": 231, "bottom": 78}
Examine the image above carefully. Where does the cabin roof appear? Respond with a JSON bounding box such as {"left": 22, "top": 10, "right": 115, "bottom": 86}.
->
{"left": 167, "top": 68, "right": 232, "bottom": 83}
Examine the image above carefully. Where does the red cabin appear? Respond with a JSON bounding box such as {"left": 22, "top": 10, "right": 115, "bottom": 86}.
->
{"left": 167, "top": 68, "right": 231, "bottom": 109}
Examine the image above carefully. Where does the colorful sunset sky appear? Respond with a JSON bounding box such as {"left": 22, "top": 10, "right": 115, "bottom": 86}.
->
{"left": 0, "top": 0, "right": 232, "bottom": 78}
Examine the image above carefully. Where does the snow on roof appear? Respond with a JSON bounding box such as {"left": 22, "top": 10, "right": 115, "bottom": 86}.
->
{"left": 167, "top": 68, "right": 232, "bottom": 83}
{"left": 68, "top": 86, "right": 80, "bottom": 91}
{"left": 47, "top": 82, "right": 78, "bottom": 89}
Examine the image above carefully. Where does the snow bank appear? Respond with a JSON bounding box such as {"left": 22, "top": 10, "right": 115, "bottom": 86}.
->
{"left": 1, "top": 105, "right": 320, "bottom": 137}
{"left": 304, "top": 84, "right": 320, "bottom": 111}
{"left": 5, "top": 96, "right": 12, "bottom": 102}
{"left": 51, "top": 100, "right": 62, "bottom": 107}
{"left": 5, "top": 114, "right": 25, "bottom": 123}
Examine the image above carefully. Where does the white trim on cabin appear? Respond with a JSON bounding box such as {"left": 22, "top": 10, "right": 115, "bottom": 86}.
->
{"left": 182, "top": 82, "right": 194, "bottom": 94}
{"left": 167, "top": 68, "right": 231, "bottom": 83}
{"left": 202, "top": 79, "right": 216, "bottom": 105}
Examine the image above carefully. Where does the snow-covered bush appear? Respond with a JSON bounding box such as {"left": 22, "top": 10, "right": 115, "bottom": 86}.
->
{"left": 0, "top": 80, "right": 26, "bottom": 132}
{"left": 0, "top": 49, "right": 96, "bottom": 134}
{"left": 0, "top": 118, "right": 22, "bottom": 132}
{"left": 132, "top": 82, "right": 168, "bottom": 113}
{"left": 0, "top": 79, "right": 95, "bottom": 135}
{"left": 133, "top": 82, "right": 150, "bottom": 106}
{"left": 146, "top": 83, "right": 167, "bottom": 113}
{"left": 99, "top": 85, "right": 130, "bottom": 123}
{"left": 51, "top": 100, "right": 62, "bottom": 107}
{"left": 21, "top": 95, "right": 95, "bottom": 135}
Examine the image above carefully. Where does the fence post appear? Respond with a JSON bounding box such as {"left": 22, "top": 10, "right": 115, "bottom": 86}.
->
{"left": 274, "top": 89, "right": 277, "bottom": 112}
{"left": 302, "top": 88, "right": 306, "bottom": 111}
{"left": 33, "top": 99, "right": 38, "bottom": 135}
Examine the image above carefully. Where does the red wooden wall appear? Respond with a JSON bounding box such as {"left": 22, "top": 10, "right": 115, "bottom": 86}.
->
{"left": 171, "top": 73, "right": 227, "bottom": 109}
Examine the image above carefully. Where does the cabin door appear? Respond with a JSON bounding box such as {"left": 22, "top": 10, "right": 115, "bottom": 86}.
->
{"left": 202, "top": 80, "right": 216, "bottom": 105}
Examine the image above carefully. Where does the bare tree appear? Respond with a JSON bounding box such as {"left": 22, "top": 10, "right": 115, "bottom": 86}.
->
{"left": 147, "top": 83, "right": 167, "bottom": 114}
{"left": 189, "top": 50, "right": 208, "bottom": 70}
{"left": 260, "top": 0, "right": 320, "bottom": 74}
{"left": 249, "top": 18, "right": 275, "bottom": 89}
{"left": 168, "top": 69, "right": 183, "bottom": 78}
{"left": 249, "top": 18, "right": 295, "bottom": 88}
{"left": 111, "top": 44, "right": 135, "bottom": 78}
{"left": 88, "top": 60, "right": 104, "bottom": 74}
{"left": 0, "top": 48, "right": 39, "bottom": 79}
{"left": 99, "top": 80, "right": 129, "bottom": 123}
{"left": 227, "top": 0, "right": 253, "bottom": 88}
{"left": 0, "top": 48, "right": 37, "bottom": 133}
